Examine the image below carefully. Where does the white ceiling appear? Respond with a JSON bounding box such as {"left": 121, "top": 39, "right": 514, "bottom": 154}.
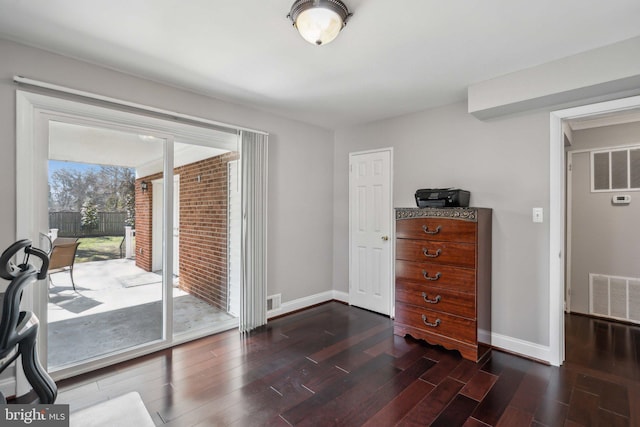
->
{"left": 1, "top": 0, "right": 640, "bottom": 129}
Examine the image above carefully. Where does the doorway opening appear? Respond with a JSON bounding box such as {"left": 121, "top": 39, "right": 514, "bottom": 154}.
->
{"left": 562, "top": 109, "right": 640, "bottom": 375}
{"left": 550, "top": 94, "right": 640, "bottom": 366}
{"left": 565, "top": 137, "right": 640, "bottom": 320}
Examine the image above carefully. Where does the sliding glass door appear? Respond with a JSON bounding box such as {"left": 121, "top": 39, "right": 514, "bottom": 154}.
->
{"left": 46, "top": 121, "right": 167, "bottom": 370}
{"left": 16, "top": 91, "right": 242, "bottom": 381}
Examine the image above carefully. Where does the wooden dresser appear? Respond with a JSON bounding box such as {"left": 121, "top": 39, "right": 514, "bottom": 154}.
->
{"left": 394, "top": 207, "right": 492, "bottom": 362}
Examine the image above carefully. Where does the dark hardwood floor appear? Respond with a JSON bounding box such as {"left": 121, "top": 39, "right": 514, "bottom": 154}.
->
{"left": 56, "top": 302, "right": 640, "bottom": 426}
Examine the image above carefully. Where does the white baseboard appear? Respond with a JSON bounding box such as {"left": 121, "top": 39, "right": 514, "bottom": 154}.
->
{"left": 490, "top": 331, "right": 552, "bottom": 363}
{"left": 332, "top": 290, "right": 349, "bottom": 303}
{"left": 267, "top": 290, "right": 349, "bottom": 319}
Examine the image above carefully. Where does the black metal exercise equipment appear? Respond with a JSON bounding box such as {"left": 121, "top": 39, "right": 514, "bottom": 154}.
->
{"left": 0, "top": 239, "right": 57, "bottom": 404}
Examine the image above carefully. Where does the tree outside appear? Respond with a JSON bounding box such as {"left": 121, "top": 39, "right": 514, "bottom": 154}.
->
{"left": 49, "top": 161, "right": 136, "bottom": 243}
{"left": 80, "top": 199, "right": 99, "bottom": 231}
{"left": 49, "top": 163, "right": 135, "bottom": 213}
{"left": 124, "top": 193, "right": 135, "bottom": 228}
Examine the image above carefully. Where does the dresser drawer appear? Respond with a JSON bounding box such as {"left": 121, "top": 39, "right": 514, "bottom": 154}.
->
{"left": 395, "top": 260, "right": 475, "bottom": 293}
{"left": 396, "top": 218, "right": 476, "bottom": 243}
{"left": 395, "top": 303, "right": 476, "bottom": 344}
{"left": 396, "top": 281, "right": 475, "bottom": 319}
{"left": 396, "top": 239, "right": 476, "bottom": 268}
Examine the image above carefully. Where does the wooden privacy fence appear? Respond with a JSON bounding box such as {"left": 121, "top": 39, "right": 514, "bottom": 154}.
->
{"left": 49, "top": 211, "right": 127, "bottom": 237}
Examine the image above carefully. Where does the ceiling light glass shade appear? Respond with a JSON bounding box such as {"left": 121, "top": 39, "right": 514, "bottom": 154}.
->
{"left": 288, "top": 0, "right": 352, "bottom": 46}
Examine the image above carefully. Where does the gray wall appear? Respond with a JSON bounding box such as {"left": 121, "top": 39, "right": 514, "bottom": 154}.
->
{"left": 4, "top": 34, "right": 635, "bottom": 363}
{"left": 568, "top": 122, "right": 640, "bottom": 314}
{"left": 0, "top": 38, "right": 335, "bottom": 304}
{"left": 334, "top": 102, "right": 551, "bottom": 346}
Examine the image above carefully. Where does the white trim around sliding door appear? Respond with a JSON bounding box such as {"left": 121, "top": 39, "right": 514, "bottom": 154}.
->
{"left": 15, "top": 90, "right": 241, "bottom": 385}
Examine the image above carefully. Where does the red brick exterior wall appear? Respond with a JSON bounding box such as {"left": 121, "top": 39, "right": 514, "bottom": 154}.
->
{"left": 135, "top": 172, "right": 162, "bottom": 272}
{"left": 135, "top": 152, "right": 239, "bottom": 311}
{"left": 176, "top": 152, "right": 239, "bottom": 310}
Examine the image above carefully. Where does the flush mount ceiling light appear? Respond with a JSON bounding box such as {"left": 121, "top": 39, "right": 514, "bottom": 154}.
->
{"left": 288, "top": 0, "right": 352, "bottom": 46}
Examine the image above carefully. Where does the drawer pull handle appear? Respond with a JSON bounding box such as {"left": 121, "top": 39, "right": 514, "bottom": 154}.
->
{"left": 422, "top": 225, "right": 442, "bottom": 235}
{"left": 422, "top": 292, "right": 441, "bottom": 304}
{"left": 422, "top": 270, "right": 441, "bottom": 281}
{"left": 422, "top": 248, "right": 442, "bottom": 258}
{"left": 422, "top": 315, "right": 441, "bottom": 328}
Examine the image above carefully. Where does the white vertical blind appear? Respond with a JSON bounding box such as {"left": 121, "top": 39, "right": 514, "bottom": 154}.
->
{"left": 239, "top": 131, "right": 268, "bottom": 333}
{"left": 227, "top": 160, "right": 241, "bottom": 317}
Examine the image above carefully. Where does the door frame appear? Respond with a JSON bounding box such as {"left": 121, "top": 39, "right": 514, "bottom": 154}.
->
{"left": 565, "top": 150, "right": 575, "bottom": 313}
{"left": 152, "top": 175, "right": 180, "bottom": 274}
{"left": 16, "top": 90, "right": 239, "bottom": 387}
{"left": 549, "top": 93, "right": 640, "bottom": 366}
{"left": 348, "top": 147, "right": 394, "bottom": 317}
{"left": 152, "top": 178, "right": 165, "bottom": 272}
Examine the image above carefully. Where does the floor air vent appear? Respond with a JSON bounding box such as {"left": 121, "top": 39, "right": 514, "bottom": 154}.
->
{"left": 267, "top": 294, "right": 282, "bottom": 312}
{"left": 590, "top": 273, "right": 640, "bottom": 324}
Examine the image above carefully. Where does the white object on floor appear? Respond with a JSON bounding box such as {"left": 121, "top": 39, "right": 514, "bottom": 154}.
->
{"left": 69, "top": 391, "right": 154, "bottom": 427}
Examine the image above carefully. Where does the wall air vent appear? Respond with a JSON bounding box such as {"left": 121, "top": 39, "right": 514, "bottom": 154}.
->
{"left": 590, "top": 273, "right": 640, "bottom": 324}
{"left": 267, "top": 294, "right": 282, "bottom": 312}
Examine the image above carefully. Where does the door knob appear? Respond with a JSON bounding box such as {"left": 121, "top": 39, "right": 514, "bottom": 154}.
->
{"left": 381, "top": 235, "right": 389, "bottom": 241}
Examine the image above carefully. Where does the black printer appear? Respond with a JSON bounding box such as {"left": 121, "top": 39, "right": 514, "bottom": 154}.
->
{"left": 415, "top": 188, "right": 470, "bottom": 208}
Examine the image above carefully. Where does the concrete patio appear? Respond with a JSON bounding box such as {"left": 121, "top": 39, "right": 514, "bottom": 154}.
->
{"left": 47, "top": 258, "right": 235, "bottom": 369}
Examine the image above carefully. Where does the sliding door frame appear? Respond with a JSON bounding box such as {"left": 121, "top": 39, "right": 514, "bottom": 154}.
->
{"left": 16, "top": 90, "right": 240, "bottom": 388}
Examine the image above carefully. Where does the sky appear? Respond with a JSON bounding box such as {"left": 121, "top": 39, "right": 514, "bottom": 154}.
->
{"left": 48, "top": 160, "right": 98, "bottom": 181}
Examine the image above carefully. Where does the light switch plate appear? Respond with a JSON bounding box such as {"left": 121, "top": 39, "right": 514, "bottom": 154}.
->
{"left": 533, "top": 207, "right": 543, "bottom": 223}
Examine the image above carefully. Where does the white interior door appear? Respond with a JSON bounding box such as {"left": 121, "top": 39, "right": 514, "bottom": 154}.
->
{"left": 349, "top": 148, "right": 393, "bottom": 315}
